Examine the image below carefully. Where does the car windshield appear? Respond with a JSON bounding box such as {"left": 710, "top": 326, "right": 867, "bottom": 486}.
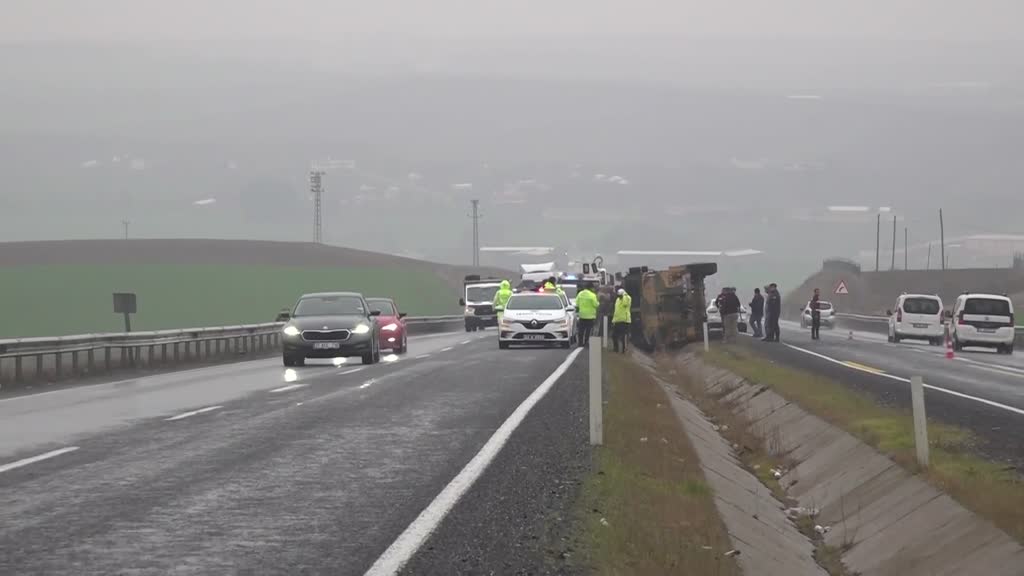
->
{"left": 506, "top": 294, "right": 565, "bottom": 310}
{"left": 467, "top": 285, "right": 501, "bottom": 302}
{"left": 903, "top": 298, "right": 940, "bottom": 314}
{"left": 964, "top": 298, "right": 1011, "bottom": 316}
{"left": 367, "top": 300, "right": 396, "bottom": 316}
{"left": 293, "top": 295, "right": 365, "bottom": 317}
{"left": 559, "top": 285, "right": 578, "bottom": 298}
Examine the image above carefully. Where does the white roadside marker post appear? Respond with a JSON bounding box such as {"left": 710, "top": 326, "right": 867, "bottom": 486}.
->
{"left": 602, "top": 315, "right": 609, "bottom": 349}
{"left": 589, "top": 336, "right": 603, "bottom": 445}
{"left": 911, "top": 375, "right": 929, "bottom": 468}
{"left": 703, "top": 321, "right": 710, "bottom": 353}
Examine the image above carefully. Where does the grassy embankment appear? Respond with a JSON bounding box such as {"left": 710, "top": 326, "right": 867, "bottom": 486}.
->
{"left": 0, "top": 264, "right": 455, "bottom": 338}
{"left": 570, "top": 352, "right": 740, "bottom": 576}
{"left": 702, "top": 345, "right": 1024, "bottom": 544}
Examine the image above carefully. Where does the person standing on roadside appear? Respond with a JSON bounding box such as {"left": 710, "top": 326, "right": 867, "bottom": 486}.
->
{"left": 575, "top": 282, "right": 599, "bottom": 347}
{"left": 719, "top": 287, "right": 742, "bottom": 344}
{"left": 749, "top": 288, "right": 765, "bottom": 339}
{"left": 809, "top": 287, "right": 822, "bottom": 340}
{"left": 492, "top": 279, "right": 513, "bottom": 325}
{"left": 764, "top": 283, "right": 782, "bottom": 342}
{"left": 612, "top": 287, "right": 632, "bottom": 353}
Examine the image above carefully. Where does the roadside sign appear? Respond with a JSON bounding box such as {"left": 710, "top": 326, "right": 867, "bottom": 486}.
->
{"left": 834, "top": 280, "right": 850, "bottom": 295}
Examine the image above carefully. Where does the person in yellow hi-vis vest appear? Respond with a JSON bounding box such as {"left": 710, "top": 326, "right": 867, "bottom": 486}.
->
{"left": 575, "top": 282, "right": 600, "bottom": 347}
{"left": 492, "top": 280, "right": 513, "bottom": 325}
{"left": 612, "top": 288, "right": 632, "bottom": 353}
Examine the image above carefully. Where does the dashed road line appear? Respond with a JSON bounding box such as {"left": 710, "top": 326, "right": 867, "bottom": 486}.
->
{"left": 0, "top": 447, "right": 80, "bottom": 474}
{"left": 359, "top": 379, "right": 377, "bottom": 390}
{"left": 842, "top": 361, "right": 886, "bottom": 375}
{"left": 339, "top": 368, "right": 365, "bottom": 375}
{"left": 460, "top": 340, "right": 471, "bottom": 345}
{"left": 415, "top": 354, "right": 431, "bottom": 359}
{"left": 270, "top": 384, "right": 307, "bottom": 393}
{"left": 166, "top": 405, "right": 223, "bottom": 421}
{"left": 440, "top": 347, "right": 453, "bottom": 352}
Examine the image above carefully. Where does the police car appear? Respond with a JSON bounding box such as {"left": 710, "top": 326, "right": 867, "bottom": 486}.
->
{"left": 498, "top": 291, "right": 575, "bottom": 349}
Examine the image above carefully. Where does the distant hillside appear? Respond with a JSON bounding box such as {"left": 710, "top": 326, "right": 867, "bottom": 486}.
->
{"left": 0, "top": 239, "right": 513, "bottom": 337}
{"left": 786, "top": 259, "right": 1024, "bottom": 318}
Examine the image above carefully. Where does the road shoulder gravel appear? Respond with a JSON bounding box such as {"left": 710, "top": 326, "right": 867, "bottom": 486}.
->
{"left": 400, "top": 352, "right": 591, "bottom": 575}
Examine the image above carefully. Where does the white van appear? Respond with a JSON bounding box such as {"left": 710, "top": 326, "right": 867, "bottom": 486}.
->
{"left": 887, "top": 294, "right": 945, "bottom": 345}
{"left": 949, "top": 293, "right": 1015, "bottom": 354}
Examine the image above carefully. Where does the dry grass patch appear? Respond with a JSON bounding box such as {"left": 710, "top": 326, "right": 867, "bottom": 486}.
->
{"left": 574, "top": 352, "right": 740, "bottom": 576}
{"left": 703, "top": 344, "right": 1024, "bottom": 544}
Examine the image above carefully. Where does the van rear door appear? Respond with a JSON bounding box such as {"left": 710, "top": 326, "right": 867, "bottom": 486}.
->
{"left": 901, "top": 297, "right": 942, "bottom": 329}
{"left": 960, "top": 298, "right": 1013, "bottom": 331}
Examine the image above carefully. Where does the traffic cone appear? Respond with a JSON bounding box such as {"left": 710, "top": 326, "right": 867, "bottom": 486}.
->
{"left": 945, "top": 327, "right": 955, "bottom": 360}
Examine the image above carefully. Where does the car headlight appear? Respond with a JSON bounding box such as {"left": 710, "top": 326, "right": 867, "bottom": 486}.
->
{"left": 382, "top": 323, "right": 398, "bottom": 332}
{"left": 352, "top": 323, "right": 370, "bottom": 334}
{"left": 283, "top": 325, "right": 300, "bottom": 337}
{"left": 464, "top": 307, "right": 474, "bottom": 316}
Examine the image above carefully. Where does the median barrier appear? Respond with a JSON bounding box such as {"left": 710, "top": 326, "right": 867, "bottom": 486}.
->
{"left": 0, "top": 315, "right": 464, "bottom": 389}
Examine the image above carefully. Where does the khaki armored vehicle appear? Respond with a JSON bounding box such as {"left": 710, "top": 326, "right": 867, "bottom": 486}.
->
{"left": 622, "top": 263, "right": 718, "bottom": 351}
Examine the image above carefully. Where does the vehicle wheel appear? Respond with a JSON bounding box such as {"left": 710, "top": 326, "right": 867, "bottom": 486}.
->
{"left": 499, "top": 341, "right": 509, "bottom": 349}
{"left": 283, "top": 354, "right": 296, "bottom": 367}
{"left": 893, "top": 333, "right": 901, "bottom": 343}
{"left": 465, "top": 325, "right": 472, "bottom": 332}
{"left": 1008, "top": 345, "right": 1015, "bottom": 355}
{"left": 396, "top": 336, "right": 407, "bottom": 354}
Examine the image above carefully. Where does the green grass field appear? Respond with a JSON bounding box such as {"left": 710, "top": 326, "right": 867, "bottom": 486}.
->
{"left": 0, "top": 264, "right": 457, "bottom": 338}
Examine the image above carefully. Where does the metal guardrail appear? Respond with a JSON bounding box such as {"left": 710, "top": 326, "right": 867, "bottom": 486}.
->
{"left": 0, "top": 315, "right": 465, "bottom": 388}
{"left": 833, "top": 313, "right": 1024, "bottom": 347}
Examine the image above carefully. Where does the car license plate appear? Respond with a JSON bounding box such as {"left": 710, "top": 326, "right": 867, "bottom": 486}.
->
{"left": 979, "top": 328, "right": 996, "bottom": 334}
{"left": 313, "top": 342, "right": 341, "bottom": 349}
{"left": 913, "top": 323, "right": 929, "bottom": 329}
{"left": 523, "top": 334, "right": 545, "bottom": 340}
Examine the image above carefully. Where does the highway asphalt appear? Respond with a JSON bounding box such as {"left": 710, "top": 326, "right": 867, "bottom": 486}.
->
{"left": 0, "top": 329, "right": 588, "bottom": 575}
{"left": 746, "top": 321, "right": 1024, "bottom": 469}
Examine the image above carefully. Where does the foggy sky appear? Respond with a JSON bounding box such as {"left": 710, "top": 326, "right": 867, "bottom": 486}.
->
{"left": 4, "top": 0, "right": 1023, "bottom": 43}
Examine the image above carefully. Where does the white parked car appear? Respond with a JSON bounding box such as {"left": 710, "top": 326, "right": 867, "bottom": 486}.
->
{"left": 949, "top": 293, "right": 1015, "bottom": 354}
{"left": 800, "top": 300, "right": 835, "bottom": 329}
{"left": 498, "top": 292, "right": 575, "bottom": 349}
{"left": 705, "top": 302, "right": 748, "bottom": 333}
{"left": 887, "top": 294, "right": 945, "bottom": 345}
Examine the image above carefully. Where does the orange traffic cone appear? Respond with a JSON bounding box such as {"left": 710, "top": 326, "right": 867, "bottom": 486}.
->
{"left": 945, "top": 327, "right": 955, "bottom": 360}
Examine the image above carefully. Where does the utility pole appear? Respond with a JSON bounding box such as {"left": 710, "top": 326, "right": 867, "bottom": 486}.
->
{"left": 875, "top": 213, "right": 881, "bottom": 272}
{"left": 470, "top": 199, "right": 481, "bottom": 267}
{"left": 891, "top": 215, "right": 897, "bottom": 271}
{"left": 310, "top": 169, "right": 325, "bottom": 243}
{"left": 927, "top": 243, "right": 932, "bottom": 270}
{"left": 939, "top": 209, "right": 946, "bottom": 270}
{"left": 905, "top": 227, "right": 909, "bottom": 270}
{"left": 122, "top": 219, "right": 130, "bottom": 240}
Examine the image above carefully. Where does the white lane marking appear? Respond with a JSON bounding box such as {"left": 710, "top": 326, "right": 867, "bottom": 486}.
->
{"left": 0, "top": 446, "right": 80, "bottom": 474}
{"left": 440, "top": 347, "right": 454, "bottom": 352}
{"left": 269, "top": 384, "right": 307, "bottom": 393}
{"left": 358, "top": 379, "right": 377, "bottom": 390}
{"left": 339, "top": 368, "right": 365, "bottom": 375}
{"left": 460, "top": 340, "right": 471, "bottom": 345}
{"left": 365, "top": 347, "right": 584, "bottom": 576}
{"left": 165, "top": 405, "right": 223, "bottom": 421}
{"left": 783, "top": 343, "right": 1024, "bottom": 417}
{"left": 954, "top": 356, "right": 1024, "bottom": 376}
{"left": 415, "top": 354, "right": 431, "bottom": 359}
{"left": 968, "top": 364, "right": 1024, "bottom": 380}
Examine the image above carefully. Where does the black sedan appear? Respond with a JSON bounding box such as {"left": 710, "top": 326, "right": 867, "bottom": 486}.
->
{"left": 280, "top": 292, "right": 382, "bottom": 366}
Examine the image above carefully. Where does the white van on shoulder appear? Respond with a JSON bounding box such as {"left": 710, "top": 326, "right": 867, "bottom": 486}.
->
{"left": 949, "top": 293, "right": 1015, "bottom": 354}
{"left": 887, "top": 294, "right": 945, "bottom": 345}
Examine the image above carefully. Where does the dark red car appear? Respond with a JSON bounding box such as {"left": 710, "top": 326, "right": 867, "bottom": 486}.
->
{"left": 366, "top": 297, "right": 408, "bottom": 353}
